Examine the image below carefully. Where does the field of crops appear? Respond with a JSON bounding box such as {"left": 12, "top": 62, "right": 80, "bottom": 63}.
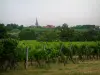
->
{"left": 19, "top": 40, "right": 98, "bottom": 49}
{"left": 1, "top": 40, "right": 100, "bottom": 75}
{"left": 17, "top": 40, "right": 100, "bottom": 67}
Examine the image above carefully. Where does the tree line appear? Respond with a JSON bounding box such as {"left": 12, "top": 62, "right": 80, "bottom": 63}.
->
{"left": 1, "top": 23, "right": 100, "bottom": 41}
{"left": 19, "top": 23, "right": 100, "bottom": 41}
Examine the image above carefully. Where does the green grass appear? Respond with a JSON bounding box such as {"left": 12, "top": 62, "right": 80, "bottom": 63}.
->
{"left": 1, "top": 60, "right": 100, "bottom": 75}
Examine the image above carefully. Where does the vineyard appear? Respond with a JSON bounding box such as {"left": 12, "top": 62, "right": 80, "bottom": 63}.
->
{"left": 18, "top": 40, "right": 100, "bottom": 67}
{"left": 1, "top": 40, "right": 100, "bottom": 75}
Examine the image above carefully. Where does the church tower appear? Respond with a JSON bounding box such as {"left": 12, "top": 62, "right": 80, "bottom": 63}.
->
{"left": 35, "top": 18, "right": 39, "bottom": 27}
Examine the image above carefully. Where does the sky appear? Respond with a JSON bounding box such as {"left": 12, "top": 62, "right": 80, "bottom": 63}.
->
{"left": 0, "top": 0, "right": 100, "bottom": 26}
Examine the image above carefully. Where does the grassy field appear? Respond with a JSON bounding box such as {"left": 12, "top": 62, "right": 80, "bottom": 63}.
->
{"left": 1, "top": 60, "right": 100, "bottom": 75}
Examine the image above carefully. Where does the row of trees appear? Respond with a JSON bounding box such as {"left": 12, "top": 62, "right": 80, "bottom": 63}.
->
{"left": 58, "top": 24, "right": 100, "bottom": 41}
{"left": 6, "top": 23, "right": 23, "bottom": 31}
{"left": 1, "top": 23, "right": 100, "bottom": 41}
{"left": 18, "top": 23, "right": 100, "bottom": 41}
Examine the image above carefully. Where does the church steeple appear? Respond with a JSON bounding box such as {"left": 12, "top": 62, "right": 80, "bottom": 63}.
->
{"left": 35, "top": 18, "right": 39, "bottom": 27}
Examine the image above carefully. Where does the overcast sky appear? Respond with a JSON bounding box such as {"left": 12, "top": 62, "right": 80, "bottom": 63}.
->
{"left": 0, "top": 0, "right": 100, "bottom": 26}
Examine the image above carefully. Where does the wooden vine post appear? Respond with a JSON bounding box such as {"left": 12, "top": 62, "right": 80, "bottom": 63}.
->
{"left": 25, "top": 47, "right": 28, "bottom": 69}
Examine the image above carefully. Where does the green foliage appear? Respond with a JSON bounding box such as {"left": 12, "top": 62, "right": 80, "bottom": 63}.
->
{"left": 83, "top": 30, "right": 98, "bottom": 41}
{"left": 0, "top": 39, "right": 99, "bottom": 69}
{"left": 18, "top": 40, "right": 100, "bottom": 67}
{"left": 0, "top": 38, "right": 19, "bottom": 71}
{"left": 58, "top": 23, "right": 74, "bottom": 41}
{"left": 0, "top": 24, "right": 7, "bottom": 39}
{"left": 72, "top": 25, "right": 95, "bottom": 29}
{"left": 6, "top": 24, "right": 23, "bottom": 31}
{"left": 3, "top": 23, "right": 100, "bottom": 41}
{"left": 19, "top": 29, "right": 36, "bottom": 40}
{"left": 37, "top": 30, "right": 59, "bottom": 42}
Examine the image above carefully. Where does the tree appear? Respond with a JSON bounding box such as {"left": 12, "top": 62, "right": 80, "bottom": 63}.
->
{"left": 37, "top": 30, "right": 59, "bottom": 42}
{"left": 0, "top": 39, "right": 19, "bottom": 71}
{"left": 83, "top": 29, "right": 98, "bottom": 41}
{"left": 6, "top": 23, "right": 18, "bottom": 31}
{"left": 0, "top": 24, "right": 7, "bottom": 39}
{"left": 59, "top": 23, "right": 74, "bottom": 41}
{"left": 18, "top": 25, "right": 23, "bottom": 30}
{"left": 19, "top": 29, "right": 36, "bottom": 40}
{"left": 6, "top": 23, "right": 23, "bottom": 31}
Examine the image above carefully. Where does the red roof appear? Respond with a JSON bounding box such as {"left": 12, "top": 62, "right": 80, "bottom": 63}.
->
{"left": 43, "top": 25, "right": 55, "bottom": 28}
